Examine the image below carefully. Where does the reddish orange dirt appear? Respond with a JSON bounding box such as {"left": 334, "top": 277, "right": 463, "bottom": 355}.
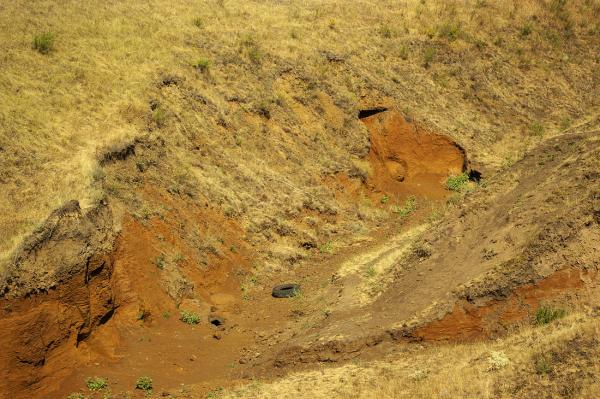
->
{"left": 361, "top": 110, "right": 466, "bottom": 200}
{"left": 0, "top": 252, "right": 115, "bottom": 398}
{"left": 414, "top": 268, "right": 597, "bottom": 341}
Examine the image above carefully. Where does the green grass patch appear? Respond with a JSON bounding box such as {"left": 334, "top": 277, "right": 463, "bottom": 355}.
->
{"left": 445, "top": 172, "right": 469, "bottom": 192}
{"left": 86, "top": 377, "right": 108, "bottom": 391}
{"left": 534, "top": 305, "right": 566, "bottom": 325}
{"left": 32, "top": 32, "right": 55, "bottom": 54}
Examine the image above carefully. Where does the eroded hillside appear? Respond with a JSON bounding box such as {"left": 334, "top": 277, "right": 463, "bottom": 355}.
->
{"left": 0, "top": 0, "right": 599, "bottom": 398}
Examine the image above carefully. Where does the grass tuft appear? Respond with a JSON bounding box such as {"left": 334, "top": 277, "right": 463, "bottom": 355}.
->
{"left": 534, "top": 305, "right": 566, "bottom": 325}
{"left": 32, "top": 32, "right": 55, "bottom": 54}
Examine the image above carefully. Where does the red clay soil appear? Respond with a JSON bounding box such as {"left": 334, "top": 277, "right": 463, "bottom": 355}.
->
{"left": 361, "top": 110, "right": 466, "bottom": 200}
{"left": 0, "top": 252, "right": 115, "bottom": 398}
{"left": 414, "top": 267, "right": 597, "bottom": 341}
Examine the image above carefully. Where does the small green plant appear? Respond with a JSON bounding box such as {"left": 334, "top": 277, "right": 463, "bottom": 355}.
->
{"left": 520, "top": 22, "right": 533, "bottom": 37}
{"left": 172, "top": 252, "right": 185, "bottom": 264}
{"left": 32, "top": 32, "right": 55, "bottom": 54}
{"left": 194, "top": 57, "right": 210, "bottom": 72}
{"left": 319, "top": 241, "right": 333, "bottom": 254}
{"left": 445, "top": 173, "right": 470, "bottom": 192}
{"left": 135, "top": 376, "right": 153, "bottom": 392}
{"left": 67, "top": 394, "right": 87, "bottom": 399}
{"left": 438, "top": 21, "right": 461, "bottom": 41}
{"left": 392, "top": 196, "right": 417, "bottom": 217}
{"left": 241, "top": 34, "right": 262, "bottom": 64}
{"left": 560, "top": 117, "right": 572, "bottom": 131}
{"left": 162, "top": 310, "right": 171, "bottom": 319}
{"left": 193, "top": 17, "right": 203, "bottom": 28}
{"left": 365, "top": 265, "right": 377, "bottom": 277}
{"left": 534, "top": 305, "right": 566, "bottom": 325}
{"left": 399, "top": 44, "right": 409, "bottom": 60}
{"left": 423, "top": 47, "right": 435, "bottom": 68}
{"left": 180, "top": 310, "right": 201, "bottom": 324}
{"left": 380, "top": 194, "right": 390, "bottom": 204}
{"left": 206, "top": 386, "right": 224, "bottom": 398}
{"left": 529, "top": 122, "right": 545, "bottom": 137}
{"left": 151, "top": 107, "right": 167, "bottom": 128}
{"left": 154, "top": 254, "right": 166, "bottom": 269}
{"left": 86, "top": 377, "right": 108, "bottom": 391}
{"left": 535, "top": 355, "right": 553, "bottom": 374}
{"left": 379, "top": 25, "right": 392, "bottom": 38}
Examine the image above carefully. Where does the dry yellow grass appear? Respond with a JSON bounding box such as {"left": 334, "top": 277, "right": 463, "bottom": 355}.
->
{"left": 219, "top": 311, "right": 600, "bottom": 399}
{"left": 1, "top": 0, "right": 598, "bottom": 272}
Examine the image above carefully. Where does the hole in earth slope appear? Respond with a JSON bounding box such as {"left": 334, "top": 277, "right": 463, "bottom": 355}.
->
{"left": 358, "top": 107, "right": 389, "bottom": 119}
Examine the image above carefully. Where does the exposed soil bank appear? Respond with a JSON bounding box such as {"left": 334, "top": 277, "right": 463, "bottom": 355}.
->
{"left": 361, "top": 110, "right": 466, "bottom": 199}
{"left": 0, "top": 202, "right": 117, "bottom": 398}
{"left": 411, "top": 267, "right": 597, "bottom": 341}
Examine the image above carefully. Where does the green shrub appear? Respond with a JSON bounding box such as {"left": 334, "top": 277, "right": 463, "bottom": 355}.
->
{"left": 67, "top": 394, "right": 87, "bottom": 399}
{"left": 32, "top": 32, "right": 55, "bottom": 54}
{"left": 180, "top": 310, "right": 201, "bottom": 324}
{"left": 194, "top": 58, "right": 210, "bottom": 72}
{"left": 380, "top": 194, "right": 390, "bottom": 204}
{"left": 135, "top": 376, "right": 153, "bottom": 392}
{"left": 534, "top": 305, "right": 566, "bottom": 325}
{"left": 445, "top": 173, "right": 469, "bottom": 192}
{"left": 86, "top": 377, "right": 108, "bottom": 391}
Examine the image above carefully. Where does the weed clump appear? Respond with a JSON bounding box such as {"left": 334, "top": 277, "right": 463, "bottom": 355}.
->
{"left": 135, "top": 376, "right": 153, "bottom": 392}
{"left": 534, "top": 305, "right": 566, "bottom": 325}
{"left": 86, "top": 376, "right": 108, "bottom": 391}
{"left": 445, "top": 173, "right": 469, "bottom": 192}
{"left": 180, "top": 310, "right": 201, "bottom": 324}
{"left": 32, "top": 32, "right": 55, "bottom": 54}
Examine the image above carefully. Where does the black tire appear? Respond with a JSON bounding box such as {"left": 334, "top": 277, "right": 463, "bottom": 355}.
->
{"left": 272, "top": 283, "right": 300, "bottom": 298}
